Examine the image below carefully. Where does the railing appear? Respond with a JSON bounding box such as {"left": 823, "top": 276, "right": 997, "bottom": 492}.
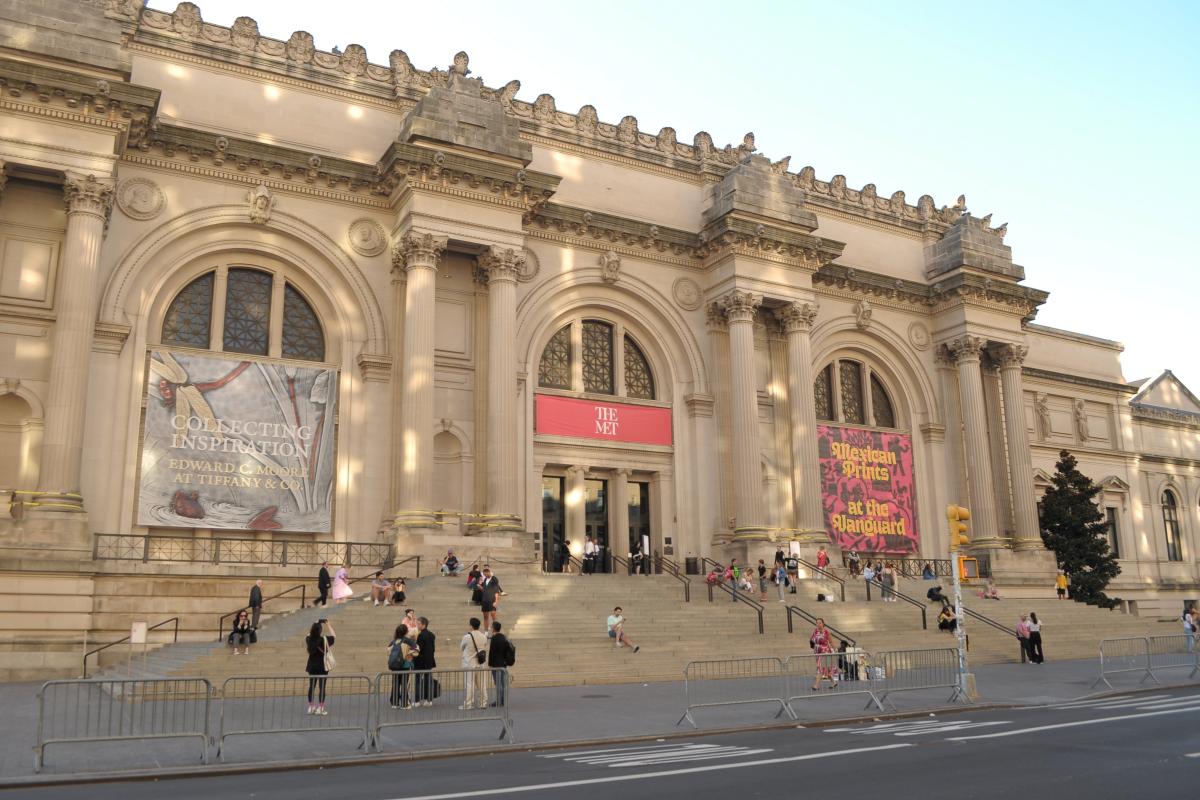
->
{"left": 872, "top": 647, "right": 966, "bottom": 708}
{"left": 782, "top": 650, "right": 882, "bottom": 711}
{"left": 93, "top": 533, "right": 394, "bottom": 568}
{"left": 848, "top": 556, "right": 953, "bottom": 580}
{"left": 83, "top": 617, "right": 179, "bottom": 678}
{"left": 783, "top": 605, "right": 856, "bottom": 647}
{"left": 796, "top": 558, "right": 846, "bottom": 602}
{"left": 372, "top": 667, "right": 513, "bottom": 748}
{"left": 217, "top": 674, "right": 374, "bottom": 758}
{"left": 676, "top": 657, "right": 795, "bottom": 728}
{"left": 959, "top": 605, "right": 1024, "bottom": 660}
{"left": 656, "top": 555, "right": 691, "bottom": 602}
{"left": 346, "top": 558, "right": 422, "bottom": 589}
{"left": 611, "top": 553, "right": 631, "bottom": 575}
{"left": 862, "top": 582, "right": 928, "bottom": 630}
{"left": 1093, "top": 635, "right": 1199, "bottom": 689}
{"left": 707, "top": 579, "right": 765, "bottom": 634}
{"left": 218, "top": 584, "right": 306, "bottom": 643}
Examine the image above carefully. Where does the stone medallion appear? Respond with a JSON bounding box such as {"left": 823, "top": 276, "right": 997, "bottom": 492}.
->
{"left": 672, "top": 277, "right": 702, "bottom": 311}
{"left": 116, "top": 177, "right": 164, "bottom": 220}
{"left": 347, "top": 218, "right": 387, "bottom": 257}
{"left": 517, "top": 247, "right": 540, "bottom": 282}
{"left": 908, "top": 321, "right": 931, "bottom": 351}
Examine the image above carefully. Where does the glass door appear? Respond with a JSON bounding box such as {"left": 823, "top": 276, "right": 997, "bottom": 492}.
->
{"left": 629, "top": 480, "right": 651, "bottom": 573}
{"left": 584, "top": 478, "right": 610, "bottom": 573}
{"left": 541, "top": 476, "right": 565, "bottom": 573}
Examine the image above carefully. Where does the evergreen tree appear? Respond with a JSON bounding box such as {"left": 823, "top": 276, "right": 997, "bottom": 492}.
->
{"left": 1039, "top": 450, "right": 1121, "bottom": 606}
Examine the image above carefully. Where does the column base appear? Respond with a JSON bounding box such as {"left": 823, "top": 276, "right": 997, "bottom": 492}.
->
{"left": 732, "top": 526, "right": 772, "bottom": 542}
{"left": 1012, "top": 536, "right": 1046, "bottom": 553}
{"left": 467, "top": 514, "right": 524, "bottom": 534}
{"left": 0, "top": 507, "right": 92, "bottom": 561}
{"left": 983, "top": 548, "right": 1059, "bottom": 598}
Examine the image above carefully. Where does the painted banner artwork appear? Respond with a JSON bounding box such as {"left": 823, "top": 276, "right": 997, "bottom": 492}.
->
{"left": 535, "top": 394, "right": 673, "bottom": 446}
{"left": 817, "top": 424, "right": 918, "bottom": 554}
{"left": 137, "top": 348, "right": 338, "bottom": 532}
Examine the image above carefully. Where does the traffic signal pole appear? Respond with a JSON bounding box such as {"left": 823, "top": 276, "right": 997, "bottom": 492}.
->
{"left": 947, "top": 505, "right": 971, "bottom": 701}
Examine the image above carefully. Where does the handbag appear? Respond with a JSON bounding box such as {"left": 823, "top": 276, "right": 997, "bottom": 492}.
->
{"left": 472, "top": 631, "right": 487, "bottom": 664}
{"left": 322, "top": 635, "right": 336, "bottom": 672}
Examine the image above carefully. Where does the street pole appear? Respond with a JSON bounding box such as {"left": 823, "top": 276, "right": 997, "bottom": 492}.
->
{"left": 951, "top": 550, "right": 968, "bottom": 698}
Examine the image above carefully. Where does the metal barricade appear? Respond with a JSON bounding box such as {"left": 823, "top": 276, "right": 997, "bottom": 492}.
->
{"left": 783, "top": 650, "right": 883, "bottom": 713}
{"left": 217, "top": 674, "right": 372, "bottom": 759}
{"left": 1092, "top": 636, "right": 1155, "bottom": 689}
{"left": 372, "top": 667, "right": 513, "bottom": 749}
{"left": 35, "top": 678, "right": 212, "bottom": 772}
{"left": 1147, "top": 635, "right": 1200, "bottom": 680}
{"left": 873, "top": 647, "right": 966, "bottom": 709}
{"left": 676, "top": 657, "right": 795, "bottom": 729}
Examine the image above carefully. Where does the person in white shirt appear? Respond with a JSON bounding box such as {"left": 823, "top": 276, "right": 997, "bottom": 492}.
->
{"left": 583, "top": 535, "right": 598, "bottom": 575}
{"left": 459, "top": 617, "right": 489, "bottom": 709}
{"left": 606, "top": 607, "right": 640, "bottom": 652}
{"left": 1026, "top": 611, "right": 1044, "bottom": 663}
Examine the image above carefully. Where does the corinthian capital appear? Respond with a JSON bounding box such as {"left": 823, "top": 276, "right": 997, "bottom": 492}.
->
{"left": 398, "top": 231, "right": 448, "bottom": 271}
{"left": 945, "top": 334, "right": 988, "bottom": 365}
{"left": 993, "top": 342, "right": 1028, "bottom": 369}
{"left": 63, "top": 172, "right": 115, "bottom": 219}
{"left": 718, "top": 289, "right": 762, "bottom": 324}
{"left": 478, "top": 246, "right": 525, "bottom": 284}
{"left": 774, "top": 301, "right": 819, "bottom": 334}
{"left": 705, "top": 301, "right": 728, "bottom": 332}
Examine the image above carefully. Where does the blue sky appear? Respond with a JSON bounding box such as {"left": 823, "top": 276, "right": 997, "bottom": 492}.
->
{"left": 148, "top": 1, "right": 1198, "bottom": 390}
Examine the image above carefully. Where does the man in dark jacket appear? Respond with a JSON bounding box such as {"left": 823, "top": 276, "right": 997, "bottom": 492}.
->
{"left": 413, "top": 617, "right": 437, "bottom": 706}
{"left": 249, "top": 579, "right": 264, "bottom": 628}
{"left": 487, "top": 620, "right": 513, "bottom": 707}
{"left": 317, "top": 562, "right": 331, "bottom": 607}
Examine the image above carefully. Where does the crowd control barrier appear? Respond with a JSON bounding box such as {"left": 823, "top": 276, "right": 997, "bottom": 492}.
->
{"left": 372, "top": 667, "right": 513, "bottom": 749}
{"left": 35, "top": 678, "right": 212, "bottom": 772}
{"left": 783, "top": 649, "right": 883, "bottom": 711}
{"left": 216, "top": 674, "right": 373, "bottom": 759}
{"left": 676, "top": 657, "right": 795, "bottom": 728}
{"left": 872, "top": 647, "right": 965, "bottom": 709}
{"left": 1094, "top": 636, "right": 1199, "bottom": 689}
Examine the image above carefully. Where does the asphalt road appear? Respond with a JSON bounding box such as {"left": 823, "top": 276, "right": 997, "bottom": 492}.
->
{"left": 10, "top": 687, "right": 1200, "bottom": 800}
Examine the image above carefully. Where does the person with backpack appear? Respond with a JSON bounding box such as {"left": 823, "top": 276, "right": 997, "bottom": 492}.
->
{"left": 459, "top": 617, "right": 489, "bottom": 710}
{"left": 785, "top": 553, "right": 800, "bottom": 594}
{"left": 413, "top": 616, "right": 437, "bottom": 707}
{"left": 487, "top": 620, "right": 515, "bottom": 707}
{"left": 386, "top": 623, "right": 419, "bottom": 709}
{"left": 727, "top": 558, "right": 741, "bottom": 603}
{"left": 305, "top": 619, "right": 335, "bottom": 716}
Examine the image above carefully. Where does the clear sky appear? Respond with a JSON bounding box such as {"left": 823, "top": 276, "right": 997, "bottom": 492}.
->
{"left": 147, "top": 1, "right": 1199, "bottom": 390}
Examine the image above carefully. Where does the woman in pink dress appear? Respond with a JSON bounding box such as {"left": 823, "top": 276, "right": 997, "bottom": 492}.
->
{"left": 810, "top": 618, "right": 837, "bottom": 691}
{"left": 331, "top": 566, "right": 353, "bottom": 604}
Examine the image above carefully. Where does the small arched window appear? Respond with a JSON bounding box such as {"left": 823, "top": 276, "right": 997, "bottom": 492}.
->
{"left": 1162, "top": 490, "right": 1183, "bottom": 562}
{"left": 814, "top": 358, "right": 898, "bottom": 429}
{"left": 624, "top": 336, "right": 655, "bottom": 400}
{"left": 538, "top": 325, "right": 572, "bottom": 389}
{"left": 159, "top": 267, "right": 326, "bottom": 362}
{"left": 582, "top": 320, "right": 614, "bottom": 394}
{"left": 537, "top": 318, "right": 656, "bottom": 400}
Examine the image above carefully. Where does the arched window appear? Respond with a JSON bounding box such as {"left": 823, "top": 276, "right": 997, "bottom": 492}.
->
{"left": 1163, "top": 490, "right": 1183, "bottom": 562}
{"left": 537, "top": 318, "right": 657, "bottom": 400}
{"left": 159, "top": 267, "right": 326, "bottom": 362}
{"left": 814, "top": 358, "right": 899, "bottom": 429}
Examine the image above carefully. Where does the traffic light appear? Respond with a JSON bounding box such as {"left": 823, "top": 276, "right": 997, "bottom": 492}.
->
{"left": 946, "top": 505, "right": 971, "bottom": 551}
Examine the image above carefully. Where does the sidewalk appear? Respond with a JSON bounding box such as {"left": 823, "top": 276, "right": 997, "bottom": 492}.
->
{"left": 4, "top": 656, "right": 1197, "bottom": 782}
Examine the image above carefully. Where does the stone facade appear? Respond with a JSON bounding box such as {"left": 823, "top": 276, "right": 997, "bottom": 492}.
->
{"left": 0, "top": 0, "right": 1196, "bottom": 626}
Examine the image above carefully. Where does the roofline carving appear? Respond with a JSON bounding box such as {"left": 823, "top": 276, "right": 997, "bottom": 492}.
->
{"left": 1021, "top": 367, "right": 1140, "bottom": 395}
{"left": 107, "top": 2, "right": 993, "bottom": 235}
{"left": 1132, "top": 403, "right": 1200, "bottom": 428}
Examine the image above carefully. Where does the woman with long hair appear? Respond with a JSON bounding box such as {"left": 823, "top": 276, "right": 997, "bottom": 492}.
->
{"left": 230, "top": 609, "right": 253, "bottom": 656}
{"left": 305, "top": 619, "right": 336, "bottom": 715}
{"left": 1027, "top": 612, "right": 1044, "bottom": 663}
{"left": 810, "top": 618, "right": 836, "bottom": 691}
{"left": 331, "top": 566, "right": 353, "bottom": 604}
{"left": 386, "top": 623, "right": 419, "bottom": 709}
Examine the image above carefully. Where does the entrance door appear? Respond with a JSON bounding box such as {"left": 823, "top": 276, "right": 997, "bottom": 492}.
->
{"left": 628, "top": 481, "right": 651, "bottom": 573}
{"left": 585, "top": 478, "right": 610, "bottom": 573}
{"left": 541, "top": 476, "right": 565, "bottom": 573}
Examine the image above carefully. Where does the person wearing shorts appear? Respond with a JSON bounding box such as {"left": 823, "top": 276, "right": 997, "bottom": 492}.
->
{"left": 1055, "top": 570, "right": 1068, "bottom": 600}
{"left": 479, "top": 567, "right": 501, "bottom": 631}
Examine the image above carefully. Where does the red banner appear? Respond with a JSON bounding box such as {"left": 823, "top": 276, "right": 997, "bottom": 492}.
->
{"left": 535, "top": 394, "right": 672, "bottom": 446}
{"left": 818, "top": 424, "right": 919, "bottom": 554}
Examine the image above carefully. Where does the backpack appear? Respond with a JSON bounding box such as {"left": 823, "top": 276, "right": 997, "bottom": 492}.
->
{"left": 387, "top": 640, "right": 406, "bottom": 671}
{"left": 504, "top": 639, "right": 516, "bottom": 667}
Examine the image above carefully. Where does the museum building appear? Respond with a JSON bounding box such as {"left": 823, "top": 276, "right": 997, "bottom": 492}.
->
{"left": 1, "top": 0, "right": 1198, "bottom": 631}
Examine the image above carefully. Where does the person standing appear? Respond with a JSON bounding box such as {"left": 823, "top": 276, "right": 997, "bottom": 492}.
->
{"left": 785, "top": 552, "right": 800, "bottom": 594}
{"left": 413, "top": 617, "right": 437, "bottom": 706}
{"left": 774, "top": 547, "right": 786, "bottom": 573}
{"left": 331, "top": 566, "right": 353, "bottom": 604}
{"left": 316, "top": 562, "right": 331, "bottom": 607}
{"left": 1055, "top": 570, "right": 1069, "bottom": 600}
{"left": 816, "top": 547, "right": 830, "bottom": 570}
{"left": 809, "top": 619, "right": 835, "bottom": 691}
{"left": 881, "top": 564, "right": 897, "bottom": 602}
{"left": 583, "top": 535, "right": 597, "bottom": 575}
{"left": 305, "top": 619, "right": 335, "bottom": 715}
{"left": 487, "top": 621, "right": 513, "bottom": 707}
{"left": 757, "top": 559, "right": 768, "bottom": 601}
{"left": 1027, "top": 612, "right": 1045, "bottom": 663}
{"left": 386, "top": 623, "right": 418, "bottom": 709}
{"left": 727, "top": 558, "right": 741, "bottom": 603}
{"left": 460, "top": 618, "right": 489, "bottom": 710}
{"left": 775, "top": 562, "right": 788, "bottom": 603}
{"left": 1016, "top": 614, "right": 1032, "bottom": 663}
{"left": 846, "top": 549, "right": 861, "bottom": 577}
{"left": 248, "top": 579, "right": 264, "bottom": 628}
{"left": 479, "top": 568, "right": 502, "bottom": 631}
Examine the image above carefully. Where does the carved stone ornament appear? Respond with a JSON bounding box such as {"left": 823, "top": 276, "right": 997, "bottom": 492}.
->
{"left": 171, "top": 2, "right": 202, "bottom": 37}
{"left": 245, "top": 183, "right": 275, "bottom": 224}
{"left": 599, "top": 250, "right": 621, "bottom": 284}
{"left": 116, "top": 177, "right": 165, "bottom": 221}
{"left": 1034, "top": 393, "right": 1051, "bottom": 440}
{"left": 672, "top": 277, "right": 703, "bottom": 311}
{"left": 854, "top": 299, "right": 873, "bottom": 331}
{"left": 705, "top": 301, "right": 728, "bottom": 331}
{"left": 1074, "top": 399, "right": 1090, "bottom": 441}
{"left": 230, "top": 16, "right": 259, "bottom": 53}
{"left": 399, "top": 231, "right": 448, "bottom": 270}
{"left": 719, "top": 290, "right": 762, "bottom": 324}
{"left": 63, "top": 172, "right": 116, "bottom": 219}
{"left": 347, "top": 218, "right": 387, "bottom": 257}
{"left": 907, "top": 321, "right": 931, "bottom": 351}
{"left": 286, "top": 31, "right": 315, "bottom": 63}
{"left": 480, "top": 247, "right": 526, "bottom": 283}
{"left": 946, "top": 334, "right": 988, "bottom": 364}
{"left": 994, "top": 342, "right": 1028, "bottom": 368}
{"left": 774, "top": 301, "right": 819, "bottom": 333}
{"left": 517, "top": 247, "right": 540, "bottom": 282}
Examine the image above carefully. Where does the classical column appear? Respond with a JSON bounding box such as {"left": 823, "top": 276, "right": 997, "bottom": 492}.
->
{"left": 36, "top": 172, "right": 114, "bottom": 507}
{"left": 394, "top": 231, "right": 447, "bottom": 531}
{"left": 387, "top": 244, "right": 408, "bottom": 512}
{"left": 721, "top": 290, "right": 766, "bottom": 538}
{"left": 947, "top": 335, "right": 1000, "bottom": 545}
{"left": 996, "top": 343, "right": 1044, "bottom": 550}
{"left": 565, "top": 465, "right": 588, "bottom": 555}
{"left": 479, "top": 247, "right": 524, "bottom": 529}
{"left": 612, "top": 468, "right": 632, "bottom": 565}
{"left": 775, "top": 300, "right": 824, "bottom": 542}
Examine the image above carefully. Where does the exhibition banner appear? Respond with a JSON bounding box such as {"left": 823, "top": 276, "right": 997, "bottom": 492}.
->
{"left": 535, "top": 394, "right": 672, "bottom": 446}
{"left": 817, "top": 424, "right": 919, "bottom": 554}
{"left": 137, "top": 348, "right": 338, "bottom": 532}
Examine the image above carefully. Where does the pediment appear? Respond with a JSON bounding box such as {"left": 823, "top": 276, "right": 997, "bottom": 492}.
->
{"left": 1098, "top": 475, "right": 1131, "bottom": 492}
{"left": 1132, "top": 371, "right": 1200, "bottom": 414}
{"left": 1032, "top": 467, "right": 1054, "bottom": 487}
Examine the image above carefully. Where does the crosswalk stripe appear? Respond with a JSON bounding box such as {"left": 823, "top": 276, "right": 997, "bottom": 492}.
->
{"left": 619, "top": 749, "right": 775, "bottom": 768}
{"left": 539, "top": 744, "right": 690, "bottom": 759}
{"left": 543, "top": 742, "right": 774, "bottom": 769}
{"left": 825, "top": 719, "right": 1011, "bottom": 736}
{"left": 1042, "top": 694, "right": 1166, "bottom": 709}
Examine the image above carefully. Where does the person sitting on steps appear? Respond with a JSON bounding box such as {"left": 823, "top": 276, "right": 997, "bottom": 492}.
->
{"left": 606, "top": 607, "right": 640, "bottom": 653}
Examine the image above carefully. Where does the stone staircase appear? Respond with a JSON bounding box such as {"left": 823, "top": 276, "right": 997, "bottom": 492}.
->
{"left": 107, "top": 567, "right": 1181, "bottom": 688}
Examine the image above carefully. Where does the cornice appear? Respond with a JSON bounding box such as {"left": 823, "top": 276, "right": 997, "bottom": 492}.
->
{"left": 1131, "top": 403, "right": 1200, "bottom": 429}
{"left": 1021, "top": 367, "right": 1139, "bottom": 395}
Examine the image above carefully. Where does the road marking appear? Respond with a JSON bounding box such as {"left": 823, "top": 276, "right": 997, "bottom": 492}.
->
{"left": 947, "top": 706, "right": 1200, "bottom": 741}
{"left": 541, "top": 743, "right": 775, "bottom": 768}
{"left": 824, "top": 719, "right": 1011, "bottom": 737}
{"left": 538, "top": 744, "right": 690, "bottom": 758}
{"left": 1186, "top": 752, "right": 1200, "bottom": 759}
{"left": 389, "top": 743, "right": 913, "bottom": 800}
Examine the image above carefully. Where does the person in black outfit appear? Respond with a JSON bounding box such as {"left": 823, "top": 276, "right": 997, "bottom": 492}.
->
{"left": 249, "top": 579, "right": 264, "bottom": 628}
{"left": 479, "top": 568, "right": 502, "bottom": 631}
{"left": 305, "top": 619, "right": 335, "bottom": 715}
{"left": 229, "top": 608, "right": 253, "bottom": 655}
{"left": 927, "top": 585, "right": 950, "bottom": 608}
{"left": 317, "top": 562, "right": 331, "bottom": 607}
{"left": 413, "top": 616, "right": 437, "bottom": 706}
{"left": 487, "top": 621, "right": 513, "bottom": 707}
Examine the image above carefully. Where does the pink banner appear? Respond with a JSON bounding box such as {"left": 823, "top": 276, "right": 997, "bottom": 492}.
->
{"left": 818, "top": 424, "right": 919, "bottom": 554}
{"left": 535, "top": 394, "right": 672, "bottom": 446}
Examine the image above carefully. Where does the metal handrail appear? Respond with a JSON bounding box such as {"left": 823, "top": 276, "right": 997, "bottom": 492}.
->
{"left": 863, "top": 580, "right": 928, "bottom": 630}
{"left": 707, "top": 579, "right": 765, "bottom": 634}
{"left": 701, "top": 557, "right": 723, "bottom": 575}
{"left": 796, "top": 558, "right": 846, "bottom": 601}
{"left": 848, "top": 554, "right": 952, "bottom": 580}
{"left": 346, "top": 557, "right": 421, "bottom": 585}
{"left": 611, "top": 553, "right": 631, "bottom": 574}
{"left": 217, "top": 585, "right": 306, "bottom": 643}
{"left": 92, "top": 532, "right": 395, "bottom": 568}
{"left": 654, "top": 555, "right": 691, "bottom": 601}
{"left": 784, "top": 605, "right": 856, "bottom": 648}
{"left": 656, "top": 554, "right": 681, "bottom": 575}
{"left": 83, "top": 617, "right": 179, "bottom": 678}
{"left": 960, "top": 604, "right": 1025, "bottom": 661}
